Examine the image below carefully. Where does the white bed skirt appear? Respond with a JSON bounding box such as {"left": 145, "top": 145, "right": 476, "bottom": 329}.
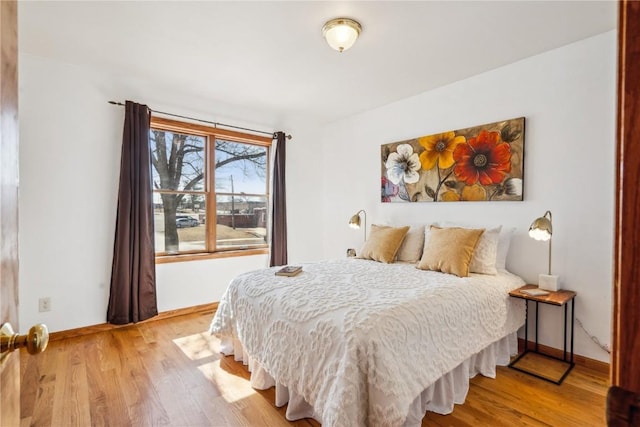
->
{"left": 219, "top": 332, "right": 518, "bottom": 426}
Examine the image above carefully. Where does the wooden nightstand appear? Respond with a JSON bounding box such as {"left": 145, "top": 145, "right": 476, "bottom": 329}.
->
{"left": 508, "top": 284, "right": 577, "bottom": 384}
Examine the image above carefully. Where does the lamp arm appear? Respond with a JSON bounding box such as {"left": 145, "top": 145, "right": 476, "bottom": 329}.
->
{"left": 357, "top": 209, "right": 367, "bottom": 241}
{"left": 546, "top": 211, "right": 552, "bottom": 275}
{"left": 548, "top": 237, "right": 552, "bottom": 276}
{"left": 364, "top": 211, "right": 367, "bottom": 241}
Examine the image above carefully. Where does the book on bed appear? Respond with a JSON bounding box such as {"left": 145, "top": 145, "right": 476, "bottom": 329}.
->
{"left": 275, "top": 265, "right": 302, "bottom": 277}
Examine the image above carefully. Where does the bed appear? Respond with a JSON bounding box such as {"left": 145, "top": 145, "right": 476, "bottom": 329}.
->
{"left": 209, "top": 253, "right": 526, "bottom": 426}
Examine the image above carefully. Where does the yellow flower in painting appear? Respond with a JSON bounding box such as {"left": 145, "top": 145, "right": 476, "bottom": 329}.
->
{"left": 418, "top": 132, "right": 466, "bottom": 170}
{"left": 441, "top": 191, "right": 460, "bottom": 201}
{"left": 462, "top": 184, "right": 487, "bottom": 201}
{"left": 441, "top": 184, "right": 487, "bottom": 202}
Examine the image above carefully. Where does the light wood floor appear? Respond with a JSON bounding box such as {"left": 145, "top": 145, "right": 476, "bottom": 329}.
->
{"left": 20, "top": 310, "right": 608, "bottom": 426}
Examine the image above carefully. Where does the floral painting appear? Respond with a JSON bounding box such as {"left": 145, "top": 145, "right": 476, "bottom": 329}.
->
{"left": 381, "top": 117, "right": 525, "bottom": 203}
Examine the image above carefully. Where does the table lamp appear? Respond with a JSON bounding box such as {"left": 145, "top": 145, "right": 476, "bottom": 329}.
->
{"left": 529, "top": 210, "right": 559, "bottom": 291}
{"left": 348, "top": 210, "right": 367, "bottom": 257}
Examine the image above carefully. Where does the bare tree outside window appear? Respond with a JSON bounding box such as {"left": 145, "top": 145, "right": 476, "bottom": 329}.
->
{"left": 150, "top": 121, "right": 270, "bottom": 256}
{"left": 151, "top": 130, "right": 205, "bottom": 252}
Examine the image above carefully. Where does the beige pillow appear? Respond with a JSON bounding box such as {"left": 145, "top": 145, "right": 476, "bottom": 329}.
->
{"left": 396, "top": 225, "right": 426, "bottom": 262}
{"left": 417, "top": 226, "right": 485, "bottom": 277}
{"left": 439, "top": 222, "right": 502, "bottom": 275}
{"left": 357, "top": 225, "right": 410, "bottom": 263}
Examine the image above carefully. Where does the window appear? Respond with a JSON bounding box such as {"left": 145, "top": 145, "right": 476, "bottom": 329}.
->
{"left": 150, "top": 117, "right": 271, "bottom": 260}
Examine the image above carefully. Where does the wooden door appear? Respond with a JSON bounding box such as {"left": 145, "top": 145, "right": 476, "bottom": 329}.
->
{"left": 608, "top": 3, "right": 640, "bottom": 425}
{"left": 0, "top": 1, "right": 20, "bottom": 425}
{"left": 613, "top": 0, "right": 640, "bottom": 393}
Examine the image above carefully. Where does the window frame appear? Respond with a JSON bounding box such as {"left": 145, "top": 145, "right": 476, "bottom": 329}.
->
{"left": 151, "top": 116, "right": 272, "bottom": 263}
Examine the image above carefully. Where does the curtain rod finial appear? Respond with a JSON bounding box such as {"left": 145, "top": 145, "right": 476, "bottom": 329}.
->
{"left": 273, "top": 132, "right": 293, "bottom": 140}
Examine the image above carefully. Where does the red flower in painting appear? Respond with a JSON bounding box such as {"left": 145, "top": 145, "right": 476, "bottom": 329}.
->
{"left": 453, "top": 130, "right": 511, "bottom": 185}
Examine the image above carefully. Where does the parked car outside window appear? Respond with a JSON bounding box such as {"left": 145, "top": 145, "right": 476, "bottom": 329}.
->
{"left": 176, "top": 217, "right": 200, "bottom": 228}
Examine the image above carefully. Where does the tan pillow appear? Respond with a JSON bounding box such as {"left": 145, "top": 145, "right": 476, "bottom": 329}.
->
{"left": 417, "top": 226, "right": 485, "bottom": 277}
{"left": 439, "top": 222, "right": 502, "bottom": 275}
{"left": 357, "top": 225, "right": 410, "bottom": 263}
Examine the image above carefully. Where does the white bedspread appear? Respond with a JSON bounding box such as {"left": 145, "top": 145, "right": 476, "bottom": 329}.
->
{"left": 210, "top": 258, "right": 525, "bottom": 426}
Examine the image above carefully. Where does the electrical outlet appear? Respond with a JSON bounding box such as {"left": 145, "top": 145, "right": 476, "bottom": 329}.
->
{"left": 38, "top": 297, "right": 51, "bottom": 312}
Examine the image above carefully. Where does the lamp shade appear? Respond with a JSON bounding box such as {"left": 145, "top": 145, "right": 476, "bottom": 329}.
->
{"left": 322, "top": 18, "right": 362, "bottom": 52}
{"left": 348, "top": 209, "right": 367, "bottom": 241}
{"left": 529, "top": 211, "right": 552, "bottom": 241}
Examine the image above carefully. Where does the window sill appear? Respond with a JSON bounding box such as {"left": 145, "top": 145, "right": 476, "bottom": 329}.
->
{"left": 155, "top": 248, "right": 269, "bottom": 264}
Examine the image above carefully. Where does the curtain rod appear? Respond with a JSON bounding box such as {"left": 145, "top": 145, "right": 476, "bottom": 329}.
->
{"left": 108, "top": 101, "right": 292, "bottom": 140}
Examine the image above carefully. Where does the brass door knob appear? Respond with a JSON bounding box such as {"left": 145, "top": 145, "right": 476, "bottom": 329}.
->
{"left": 0, "top": 322, "right": 49, "bottom": 357}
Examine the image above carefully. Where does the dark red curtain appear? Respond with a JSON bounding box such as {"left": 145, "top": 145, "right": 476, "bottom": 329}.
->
{"left": 107, "top": 101, "right": 158, "bottom": 324}
{"left": 269, "top": 132, "right": 288, "bottom": 266}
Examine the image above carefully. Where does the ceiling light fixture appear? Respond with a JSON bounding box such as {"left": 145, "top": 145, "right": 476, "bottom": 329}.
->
{"left": 322, "top": 18, "right": 362, "bottom": 53}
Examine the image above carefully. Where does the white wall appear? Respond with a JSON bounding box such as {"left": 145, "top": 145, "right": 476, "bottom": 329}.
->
{"left": 18, "top": 53, "right": 324, "bottom": 332}
{"left": 19, "top": 31, "right": 616, "bottom": 363}
{"left": 320, "top": 31, "right": 616, "bottom": 362}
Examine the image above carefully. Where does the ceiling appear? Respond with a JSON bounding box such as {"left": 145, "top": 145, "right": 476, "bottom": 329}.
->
{"left": 18, "top": 1, "right": 617, "bottom": 124}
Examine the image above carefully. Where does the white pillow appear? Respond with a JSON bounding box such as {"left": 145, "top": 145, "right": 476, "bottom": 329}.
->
{"left": 496, "top": 227, "right": 515, "bottom": 270}
{"left": 470, "top": 226, "right": 501, "bottom": 274}
{"left": 396, "top": 225, "right": 426, "bottom": 262}
{"left": 439, "top": 222, "right": 502, "bottom": 275}
{"left": 423, "top": 222, "right": 439, "bottom": 250}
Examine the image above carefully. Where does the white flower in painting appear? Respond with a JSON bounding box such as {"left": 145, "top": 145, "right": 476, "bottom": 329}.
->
{"left": 385, "top": 144, "right": 421, "bottom": 185}
{"left": 504, "top": 177, "right": 523, "bottom": 196}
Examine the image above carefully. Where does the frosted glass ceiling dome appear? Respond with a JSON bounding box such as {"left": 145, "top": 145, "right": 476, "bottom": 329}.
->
{"left": 322, "top": 18, "right": 362, "bottom": 53}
